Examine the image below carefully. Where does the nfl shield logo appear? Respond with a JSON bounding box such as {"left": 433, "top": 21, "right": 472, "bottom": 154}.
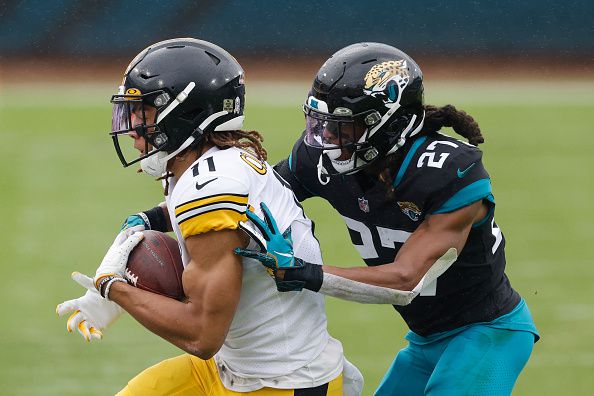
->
{"left": 358, "top": 197, "right": 370, "bottom": 213}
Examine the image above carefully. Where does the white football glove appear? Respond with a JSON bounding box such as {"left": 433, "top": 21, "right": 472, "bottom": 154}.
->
{"left": 56, "top": 272, "right": 123, "bottom": 342}
{"left": 113, "top": 224, "right": 145, "bottom": 247}
{"left": 93, "top": 231, "right": 144, "bottom": 298}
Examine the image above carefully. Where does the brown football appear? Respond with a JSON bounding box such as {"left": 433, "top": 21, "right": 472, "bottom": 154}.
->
{"left": 125, "top": 230, "right": 185, "bottom": 300}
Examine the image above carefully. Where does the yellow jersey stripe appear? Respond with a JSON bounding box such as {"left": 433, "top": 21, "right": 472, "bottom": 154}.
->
{"left": 176, "top": 200, "right": 247, "bottom": 218}
{"left": 175, "top": 193, "right": 248, "bottom": 216}
{"left": 179, "top": 208, "right": 247, "bottom": 238}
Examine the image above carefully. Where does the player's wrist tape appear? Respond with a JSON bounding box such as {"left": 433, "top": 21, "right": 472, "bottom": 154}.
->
{"left": 141, "top": 206, "right": 168, "bottom": 232}
{"left": 96, "top": 275, "right": 128, "bottom": 299}
{"left": 315, "top": 248, "right": 459, "bottom": 305}
{"left": 319, "top": 272, "right": 417, "bottom": 305}
{"left": 281, "top": 261, "right": 323, "bottom": 292}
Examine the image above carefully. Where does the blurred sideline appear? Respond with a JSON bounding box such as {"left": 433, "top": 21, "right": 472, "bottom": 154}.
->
{"left": 2, "top": 56, "right": 593, "bottom": 108}
{"left": 2, "top": 80, "right": 593, "bottom": 108}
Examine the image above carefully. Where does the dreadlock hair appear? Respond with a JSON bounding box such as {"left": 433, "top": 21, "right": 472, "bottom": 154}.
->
{"left": 159, "top": 130, "right": 267, "bottom": 196}
{"left": 189, "top": 129, "right": 268, "bottom": 161}
{"left": 374, "top": 104, "right": 484, "bottom": 198}
{"left": 421, "top": 105, "right": 484, "bottom": 146}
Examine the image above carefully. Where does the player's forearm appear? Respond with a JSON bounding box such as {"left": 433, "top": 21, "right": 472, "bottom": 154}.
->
{"left": 322, "top": 264, "right": 419, "bottom": 290}
{"left": 279, "top": 247, "right": 457, "bottom": 305}
{"left": 279, "top": 259, "right": 431, "bottom": 292}
{"left": 330, "top": 206, "right": 474, "bottom": 291}
{"left": 318, "top": 248, "right": 458, "bottom": 305}
{"left": 109, "top": 282, "right": 221, "bottom": 359}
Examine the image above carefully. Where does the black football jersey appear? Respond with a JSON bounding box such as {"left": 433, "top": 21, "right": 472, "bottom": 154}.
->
{"left": 274, "top": 132, "right": 520, "bottom": 336}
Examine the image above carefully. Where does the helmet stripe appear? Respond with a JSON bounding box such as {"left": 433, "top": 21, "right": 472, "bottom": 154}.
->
{"left": 156, "top": 82, "right": 196, "bottom": 124}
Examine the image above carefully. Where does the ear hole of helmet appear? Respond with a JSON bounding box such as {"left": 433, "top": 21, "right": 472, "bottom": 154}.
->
{"left": 388, "top": 115, "right": 413, "bottom": 136}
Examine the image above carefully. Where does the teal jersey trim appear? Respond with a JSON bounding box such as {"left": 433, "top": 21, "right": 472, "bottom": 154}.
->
{"left": 405, "top": 299, "right": 540, "bottom": 345}
{"left": 288, "top": 153, "right": 294, "bottom": 171}
{"left": 393, "top": 136, "right": 428, "bottom": 189}
{"left": 433, "top": 178, "right": 492, "bottom": 214}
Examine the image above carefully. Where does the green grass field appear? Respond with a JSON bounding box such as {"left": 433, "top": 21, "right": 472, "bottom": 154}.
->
{"left": 0, "top": 80, "right": 592, "bottom": 395}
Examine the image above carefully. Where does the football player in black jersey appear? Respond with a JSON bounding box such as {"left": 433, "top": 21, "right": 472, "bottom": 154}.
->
{"left": 237, "top": 43, "right": 539, "bottom": 395}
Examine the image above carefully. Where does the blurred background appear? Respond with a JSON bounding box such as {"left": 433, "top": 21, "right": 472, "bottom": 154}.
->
{"left": 1, "top": 1, "right": 593, "bottom": 395}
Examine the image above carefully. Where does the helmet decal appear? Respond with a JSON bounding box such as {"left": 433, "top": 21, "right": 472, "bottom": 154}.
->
{"left": 307, "top": 96, "right": 329, "bottom": 112}
{"left": 363, "top": 60, "right": 410, "bottom": 106}
{"left": 223, "top": 99, "right": 234, "bottom": 112}
{"left": 125, "top": 88, "right": 142, "bottom": 96}
{"left": 233, "top": 96, "right": 241, "bottom": 114}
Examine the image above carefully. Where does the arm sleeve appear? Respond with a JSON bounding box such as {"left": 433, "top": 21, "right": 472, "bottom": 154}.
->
{"left": 319, "top": 248, "right": 458, "bottom": 305}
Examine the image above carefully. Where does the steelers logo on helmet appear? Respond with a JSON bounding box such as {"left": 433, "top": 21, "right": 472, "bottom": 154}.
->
{"left": 363, "top": 60, "right": 410, "bottom": 106}
{"left": 125, "top": 88, "right": 142, "bottom": 96}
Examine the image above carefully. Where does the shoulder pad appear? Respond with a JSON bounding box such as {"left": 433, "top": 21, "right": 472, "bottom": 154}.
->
{"left": 173, "top": 155, "right": 250, "bottom": 238}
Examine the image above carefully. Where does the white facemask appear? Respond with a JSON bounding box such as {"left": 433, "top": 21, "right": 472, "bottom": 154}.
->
{"left": 140, "top": 151, "right": 169, "bottom": 177}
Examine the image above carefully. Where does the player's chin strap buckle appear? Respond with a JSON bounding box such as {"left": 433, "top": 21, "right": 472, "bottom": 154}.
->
{"left": 317, "top": 153, "right": 331, "bottom": 186}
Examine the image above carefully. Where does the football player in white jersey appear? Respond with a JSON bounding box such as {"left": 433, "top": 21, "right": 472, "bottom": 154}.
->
{"left": 56, "top": 38, "right": 362, "bottom": 396}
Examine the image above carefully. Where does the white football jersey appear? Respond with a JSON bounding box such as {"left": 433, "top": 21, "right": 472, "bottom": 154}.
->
{"left": 165, "top": 146, "right": 341, "bottom": 389}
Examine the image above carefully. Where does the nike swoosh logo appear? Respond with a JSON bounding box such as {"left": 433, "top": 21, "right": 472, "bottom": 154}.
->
{"left": 195, "top": 177, "right": 218, "bottom": 190}
{"left": 457, "top": 163, "right": 476, "bottom": 178}
{"left": 274, "top": 251, "right": 293, "bottom": 258}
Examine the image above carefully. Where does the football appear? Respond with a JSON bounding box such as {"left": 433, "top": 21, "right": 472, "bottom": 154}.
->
{"left": 125, "top": 230, "right": 185, "bottom": 301}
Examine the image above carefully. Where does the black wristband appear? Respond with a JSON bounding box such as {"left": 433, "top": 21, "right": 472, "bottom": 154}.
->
{"left": 283, "top": 261, "right": 324, "bottom": 292}
{"left": 142, "top": 206, "right": 168, "bottom": 232}
{"left": 96, "top": 275, "right": 127, "bottom": 298}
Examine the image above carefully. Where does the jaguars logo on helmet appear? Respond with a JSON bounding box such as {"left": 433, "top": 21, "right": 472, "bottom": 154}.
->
{"left": 363, "top": 60, "right": 410, "bottom": 106}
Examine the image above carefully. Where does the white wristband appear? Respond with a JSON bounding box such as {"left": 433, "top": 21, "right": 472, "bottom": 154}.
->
{"left": 104, "top": 277, "right": 128, "bottom": 301}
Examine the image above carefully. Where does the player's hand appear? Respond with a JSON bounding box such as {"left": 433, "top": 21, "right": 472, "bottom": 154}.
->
{"left": 56, "top": 272, "right": 124, "bottom": 342}
{"left": 236, "top": 202, "right": 320, "bottom": 292}
{"left": 94, "top": 232, "right": 144, "bottom": 298}
{"left": 121, "top": 213, "right": 150, "bottom": 232}
{"left": 109, "top": 213, "right": 149, "bottom": 249}
{"left": 235, "top": 202, "right": 303, "bottom": 270}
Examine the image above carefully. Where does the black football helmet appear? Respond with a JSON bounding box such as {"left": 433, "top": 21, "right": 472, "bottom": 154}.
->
{"left": 110, "top": 38, "right": 245, "bottom": 173}
{"left": 303, "top": 42, "right": 424, "bottom": 178}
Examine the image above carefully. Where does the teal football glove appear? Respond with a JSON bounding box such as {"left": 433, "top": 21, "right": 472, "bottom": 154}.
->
{"left": 121, "top": 213, "right": 150, "bottom": 231}
{"left": 235, "top": 202, "right": 323, "bottom": 292}
{"left": 236, "top": 202, "right": 300, "bottom": 269}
